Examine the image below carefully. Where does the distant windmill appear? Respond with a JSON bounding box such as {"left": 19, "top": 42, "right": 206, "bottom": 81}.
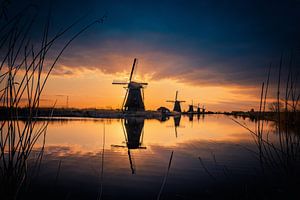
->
{"left": 193, "top": 103, "right": 206, "bottom": 114}
{"left": 166, "top": 91, "right": 185, "bottom": 112}
{"left": 188, "top": 100, "right": 194, "bottom": 113}
{"left": 112, "top": 58, "right": 148, "bottom": 111}
{"left": 202, "top": 105, "right": 206, "bottom": 114}
{"left": 196, "top": 103, "right": 201, "bottom": 114}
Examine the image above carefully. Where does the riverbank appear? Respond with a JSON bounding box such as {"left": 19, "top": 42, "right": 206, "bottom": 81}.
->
{"left": 0, "top": 107, "right": 167, "bottom": 119}
{"left": 224, "top": 111, "right": 300, "bottom": 125}
{"left": 0, "top": 107, "right": 219, "bottom": 120}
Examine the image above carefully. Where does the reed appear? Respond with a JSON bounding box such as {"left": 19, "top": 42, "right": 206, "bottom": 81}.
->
{"left": 157, "top": 150, "right": 174, "bottom": 200}
{"left": 0, "top": 2, "right": 104, "bottom": 199}
{"left": 232, "top": 52, "right": 300, "bottom": 195}
{"left": 97, "top": 123, "right": 106, "bottom": 200}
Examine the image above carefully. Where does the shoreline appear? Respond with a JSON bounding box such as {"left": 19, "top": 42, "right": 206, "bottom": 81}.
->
{"left": 0, "top": 107, "right": 216, "bottom": 120}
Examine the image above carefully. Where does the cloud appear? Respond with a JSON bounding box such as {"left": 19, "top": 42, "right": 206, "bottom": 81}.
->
{"left": 4, "top": 0, "right": 300, "bottom": 88}
{"left": 54, "top": 36, "right": 274, "bottom": 87}
{"left": 52, "top": 65, "right": 76, "bottom": 76}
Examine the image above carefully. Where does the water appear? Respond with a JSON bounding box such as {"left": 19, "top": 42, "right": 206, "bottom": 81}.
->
{"left": 3, "top": 115, "right": 298, "bottom": 199}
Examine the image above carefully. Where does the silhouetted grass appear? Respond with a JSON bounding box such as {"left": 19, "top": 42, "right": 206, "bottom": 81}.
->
{"left": 97, "top": 124, "right": 105, "bottom": 200}
{"left": 157, "top": 150, "right": 174, "bottom": 200}
{"left": 232, "top": 52, "right": 300, "bottom": 197}
{"left": 0, "top": 2, "right": 104, "bottom": 199}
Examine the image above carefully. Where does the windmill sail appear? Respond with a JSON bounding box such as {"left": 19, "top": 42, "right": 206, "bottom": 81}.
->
{"left": 129, "top": 58, "right": 138, "bottom": 82}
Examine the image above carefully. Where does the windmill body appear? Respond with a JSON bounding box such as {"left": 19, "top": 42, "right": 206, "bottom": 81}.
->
{"left": 124, "top": 82, "right": 145, "bottom": 111}
{"left": 113, "top": 58, "right": 148, "bottom": 112}
{"left": 173, "top": 101, "right": 182, "bottom": 112}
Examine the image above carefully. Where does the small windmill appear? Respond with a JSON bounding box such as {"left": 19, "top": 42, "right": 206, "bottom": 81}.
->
{"left": 166, "top": 91, "right": 185, "bottom": 112}
{"left": 195, "top": 103, "right": 201, "bottom": 114}
{"left": 187, "top": 100, "right": 194, "bottom": 113}
{"left": 112, "top": 58, "right": 148, "bottom": 111}
{"left": 202, "top": 105, "right": 206, "bottom": 114}
{"left": 193, "top": 103, "right": 206, "bottom": 114}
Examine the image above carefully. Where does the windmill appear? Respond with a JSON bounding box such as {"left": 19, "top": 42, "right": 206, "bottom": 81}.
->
{"left": 166, "top": 91, "right": 185, "bottom": 112}
{"left": 193, "top": 103, "right": 206, "bottom": 114}
{"left": 202, "top": 105, "right": 206, "bottom": 114}
{"left": 112, "top": 58, "right": 148, "bottom": 111}
{"left": 187, "top": 100, "right": 194, "bottom": 113}
{"left": 195, "top": 103, "right": 201, "bottom": 114}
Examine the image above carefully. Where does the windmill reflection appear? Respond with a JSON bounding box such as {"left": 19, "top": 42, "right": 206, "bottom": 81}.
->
{"left": 197, "top": 112, "right": 205, "bottom": 122}
{"left": 188, "top": 114, "right": 194, "bottom": 121}
{"left": 124, "top": 118, "right": 145, "bottom": 149}
{"left": 112, "top": 117, "right": 146, "bottom": 174}
{"left": 174, "top": 115, "right": 181, "bottom": 127}
{"left": 173, "top": 115, "right": 181, "bottom": 138}
{"left": 167, "top": 115, "right": 183, "bottom": 138}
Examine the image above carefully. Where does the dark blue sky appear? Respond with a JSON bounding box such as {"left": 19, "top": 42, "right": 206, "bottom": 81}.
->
{"left": 6, "top": 0, "right": 300, "bottom": 87}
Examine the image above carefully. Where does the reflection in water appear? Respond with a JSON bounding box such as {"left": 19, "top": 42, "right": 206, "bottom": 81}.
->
{"left": 173, "top": 115, "right": 181, "bottom": 127}
{"left": 173, "top": 115, "right": 181, "bottom": 138}
{"left": 124, "top": 117, "right": 146, "bottom": 174}
{"left": 0, "top": 120, "right": 47, "bottom": 200}
{"left": 112, "top": 118, "right": 146, "bottom": 174}
{"left": 2, "top": 115, "right": 299, "bottom": 199}
{"left": 197, "top": 113, "right": 205, "bottom": 122}
{"left": 188, "top": 114, "right": 194, "bottom": 121}
{"left": 124, "top": 118, "right": 145, "bottom": 149}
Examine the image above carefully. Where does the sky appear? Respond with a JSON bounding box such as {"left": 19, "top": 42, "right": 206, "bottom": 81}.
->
{"left": 3, "top": 0, "right": 300, "bottom": 111}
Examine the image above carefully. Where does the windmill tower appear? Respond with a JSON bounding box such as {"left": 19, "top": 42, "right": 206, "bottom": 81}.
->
{"left": 166, "top": 91, "right": 185, "bottom": 112}
{"left": 112, "top": 58, "right": 148, "bottom": 111}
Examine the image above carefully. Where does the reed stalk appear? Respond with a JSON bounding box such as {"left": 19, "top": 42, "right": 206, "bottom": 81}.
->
{"left": 232, "top": 52, "right": 300, "bottom": 195}
{"left": 0, "top": 2, "right": 105, "bottom": 199}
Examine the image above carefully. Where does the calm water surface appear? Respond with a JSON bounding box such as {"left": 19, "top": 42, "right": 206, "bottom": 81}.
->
{"left": 22, "top": 115, "right": 284, "bottom": 199}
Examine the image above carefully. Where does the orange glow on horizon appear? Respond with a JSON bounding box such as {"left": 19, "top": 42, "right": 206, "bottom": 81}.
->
{"left": 41, "top": 67, "right": 261, "bottom": 112}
